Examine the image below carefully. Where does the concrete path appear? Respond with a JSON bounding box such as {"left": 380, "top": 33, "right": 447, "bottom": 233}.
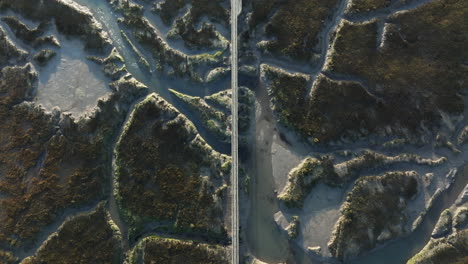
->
{"left": 231, "top": 0, "right": 241, "bottom": 263}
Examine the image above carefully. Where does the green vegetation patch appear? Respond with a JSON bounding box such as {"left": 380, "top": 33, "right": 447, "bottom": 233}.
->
{"left": 407, "top": 229, "right": 468, "bottom": 264}
{"left": 278, "top": 156, "right": 337, "bottom": 208}
{"left": 170, "top": 89, "right": 230, "bottom": 141}
{"left": 0, "top": 250, "right": 17, "bottom": 264}
{"left": 0, "top": 64, "right": 106, "bottom": 249}
{"left": 154, "top": 0, "right": 229, "bottom": 26}
{"left": 167, "top": 0, "right": 228, "bottom": 51}
{"left": 256, "top": 0, "right": 339, "bottom": 61}
{"left": 0, "top": 0, "right": 111, "bottom": 50}
{"left": 287, "top": 216, "right": 300, "bottom": 240}
{"left": 21, "top": 204, "right": 122, "bottom": 264}
{"left": 153, "top": 0, "right": 185, "bottom": 25}
{"left": 0, "top": 26, "right": 28, "bottom": 67}
{"left": 328, "top": 171, "right": 419, "bottom": 260}
{"left": 347, "top": 0, "right": 392, "bottom": 14}
{"left": 1, "top": 16, "right": 47, "bottom": 44}
{"left": 109, "top": 0, "right": 224, "bottom": 82}
{"left": 115, "top": 93, "right": 230, "bottom": 239}
{"left": 127, "top": 236, "right": 227, "bottom": 264}
{"left": 121, "top": 30, "right": 150, "bottom": 71}
{"left": 279, "top": 150, "right": 444, "bottom": 209}
{"left": 249, "top": 0, "right": 279, "bottom": 28}
{"left": 171, "top": 87, "right": 254, "bottom": 141}
{"left": 0, "top": 62, "right": 146, "bottom": 257}
{"left": 238, "top": 87, "right": 255, "bottom": 133}
{"left": 266, "top": 0, "right": 467, "bottom": 143}
{"left": 264, "top": 65, "right": 380, "bottom": 142}
{"left": 263, "top": 65, "right": 311, "bottom": 131}
{"left": 327, "top": 0, "right": 467, "bottom": 134}
{"left": 33, "top": 49, "right": 56, "bottom": 66}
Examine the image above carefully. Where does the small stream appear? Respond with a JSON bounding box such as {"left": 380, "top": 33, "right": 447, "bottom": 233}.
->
{"left": 68, "top": 0, "right": 232, "bottom": 254}
{"left": 72, "top": 0, "right": 231, "bottom": 153}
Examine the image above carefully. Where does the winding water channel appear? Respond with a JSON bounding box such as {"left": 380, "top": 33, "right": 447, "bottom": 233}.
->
{"left": 73, "top": 0, "right": 231, "bottom": 152}
{"left": 247, "top": 85, "right": 468, "bottom": 264}
{"left": 70, "top": 0, "right": 231, "bottom": 253}
{"left": 241, "top": 0, "right": 468, "bottom": 262}
{"left": 245, "top": 80, "right": 468, "bottom": 264}
{"left": 1, "top": 0, "right": 464, "bottom": 262}
{"left": 66, "top": 1, "right": 468, "bottom": 263}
